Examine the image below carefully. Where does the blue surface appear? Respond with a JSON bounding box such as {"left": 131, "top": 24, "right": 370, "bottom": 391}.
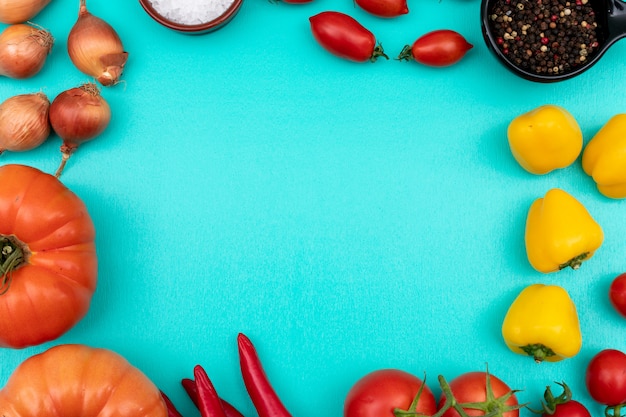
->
{"left": 1, "top": 0, "right": 626, "bottom": 416}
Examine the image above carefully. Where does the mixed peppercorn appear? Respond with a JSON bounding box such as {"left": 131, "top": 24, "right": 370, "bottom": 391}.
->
{"left": 488, "top": 0, "right": 599, "bottom": 75}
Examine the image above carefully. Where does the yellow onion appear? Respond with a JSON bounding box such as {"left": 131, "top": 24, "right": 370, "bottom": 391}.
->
{"left": 49, "top": 82, "right": 111, "bottom": 177}
{"left": 0, "top": 23, "right": 54, "bottom": 79}
{"left": 68, "top": 0, "right": 128, "bottom": 86}
{"left": 0, "top": 92, "right": 51, "bottom": 154}
{"left": 0, "top": 0, "right": 51, "bottom": 24}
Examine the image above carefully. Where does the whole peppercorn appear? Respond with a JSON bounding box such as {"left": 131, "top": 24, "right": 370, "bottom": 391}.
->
{"left": 488, "top": 0, "right": 599, "bottom": 75}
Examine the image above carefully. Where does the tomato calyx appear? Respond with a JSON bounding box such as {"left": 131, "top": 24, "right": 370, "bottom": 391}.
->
{"left": 396, "top": 45, "right": 413, "bottom": 61}
{"left": 370, "top": 43, "right": 389, "bottom": 62}
{"left": 520, "top": 343, "right": 556, "bottom": 363}
{"left": 605, "top": 404, "right": 626, "bottom": 417}
{"left": 393, "top": 373, "right": 430, "bottom": 417}
{"left": 558, "top": 252, "right": 589, "bottom": 270}
{"left": 0, "top": 235, "right": 27, "bottom": 295}
{"left": 437, "top": 370, "right": 525, "bottom": 417}
{"left": 528, "top": 382, "right": 572, "bottom": 415}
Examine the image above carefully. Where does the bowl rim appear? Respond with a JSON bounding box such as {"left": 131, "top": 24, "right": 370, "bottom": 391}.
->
{"left": 138, "top": 0, "right": 244, "bottom": 33}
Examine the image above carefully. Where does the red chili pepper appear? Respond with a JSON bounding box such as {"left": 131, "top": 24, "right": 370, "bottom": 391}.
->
{"left": 237, "top": 333, "right": 292, "bottom": 417}
{"left": 193, "top": 365, "right": 228, "bottom": 417}
{"left": 160, "top": 391, "right": 185, "bottom": 417}
{"left": 182, "top": 377, "right": 245, "bottom": 417}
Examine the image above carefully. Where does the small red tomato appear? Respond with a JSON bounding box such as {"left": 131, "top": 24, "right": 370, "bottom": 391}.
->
{"left": 585, "top": 349, "right": 626, "bottom": 407}
{"left": 438, "top": 372, "right": 519, "bottom": 417}
{"left": 355, "top": 0, "right": 408, "bottom": 18}
{"left": 309, "top": 11, "right": 388, "bottom": 62}
{"left": 610, "top": 273, "right": 626, "bottom": 318}
{"left": 544, "top": 401, "right": 591, "bottom": 417}
{"left": 398, "top": 30, "right": 473, "bottom": 67}
{"left": 536, "top": 382, "right": 591, "bottom": 417}
{"left": 344, "top": 369, "right": 437, "bottom": 417}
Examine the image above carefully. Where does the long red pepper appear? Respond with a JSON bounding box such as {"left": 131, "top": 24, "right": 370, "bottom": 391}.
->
{"left": 193, "top": 365, "right": 228, "bottom": 417}
{"left": 160, "top": 391, "right": 185, "bottom": 417}
{"left": 237, "top": 333, "right": 292, "bottom": 417}
{"left": 182, "top": 377, "right": 246, "bottom": 417}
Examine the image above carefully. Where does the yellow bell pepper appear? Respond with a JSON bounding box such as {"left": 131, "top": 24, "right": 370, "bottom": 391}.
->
{"left": 525, "top": 188, "right": 603, "bottom": 273}
{"left": 507, "top": 105, "right": 583, "bottom": 175}
{"left": 582, "top": 114, "right": 626, "bottom": 199}
{"left": 502, "top": 284, "right": 582, "bottom": 362}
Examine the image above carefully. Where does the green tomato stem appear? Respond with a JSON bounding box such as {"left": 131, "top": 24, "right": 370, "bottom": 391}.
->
{"left": 0, "top": 235, "right": 26, "bottom": 295}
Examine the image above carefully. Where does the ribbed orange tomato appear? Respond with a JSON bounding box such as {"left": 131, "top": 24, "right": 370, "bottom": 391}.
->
{"left": 0, "top": 344, "right": 167, "bottom": 417}
{"left": 0, "top": 164, "right": 97, "bottom": 348}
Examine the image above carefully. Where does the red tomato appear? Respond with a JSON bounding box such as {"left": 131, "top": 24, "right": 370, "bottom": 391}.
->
{"left": 438, "top": 372, "right": 519, "bottom": 417}
{"left": 610, "top": 273, "right": 626, "bottom": 318}
{"left": 309, "top": 11, "right": 388, "bottom": 62}
{"left": 543, "top": 400, "right": 591, "bottom": 417}
{"left": 0, "top": 164, "right": 97, "bottom": 348}
{"left": 585, "top": 349, "right": 626, "bottom": 406}
{"left": 0, "top": 344, "right": 167, "bottom": 417}
{"left": 344, "top": 369, "right": 437, "bottom": 417}
{"left": 398, "top": 30, "right": 473, "bottom": 67}
{"left": 355, "top": 0, "right": 408, "bottom": 17}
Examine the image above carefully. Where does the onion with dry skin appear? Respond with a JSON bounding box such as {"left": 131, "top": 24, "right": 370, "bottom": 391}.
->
{"left": 68, "top": 0, "right": 128, "bottom": 86}
{"left": 0, "top": 23, "right": 54, "bottom": 79}
{"left": 0, "top": 0, "right": 51, "bottom": 24}
{"left": 49, "top": 82, "right": 111, "bottom": 177}
{"left": 0, "top": 92, "right": 50, "bottom": 154}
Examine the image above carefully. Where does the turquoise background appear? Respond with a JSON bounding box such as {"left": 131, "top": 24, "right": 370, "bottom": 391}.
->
{"left": 1, "top": 0, "right": 626, "bottom": 415}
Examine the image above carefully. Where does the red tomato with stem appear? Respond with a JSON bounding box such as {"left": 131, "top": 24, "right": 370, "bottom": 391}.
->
{"left": 543, "top": 401, "right": 591, "bottom": 417}
{"left": 534, "top": 382, "right": 591, "bottom": 417}
{"left": 609, "top": 273, "right": 626, "bottom": 318}
{"left": 355, "top": 0, "right": 408, "bottom": 18}
{"left": 398, "top": 30, "right": 473, "bottom": 67}
{"left": 585, "top": 349, "right": 626, "bottom": 408}
{"left": 0, "top": 164, "right": 97, "bottom": 348}
{"left": 438, "top": 371, "right": 520, "bottom": 417}
{"left": 309, "top": 11, "right": 388, "bottom": 63}
{"left": 344, "top": 369, "right": 437, "bottom": 417}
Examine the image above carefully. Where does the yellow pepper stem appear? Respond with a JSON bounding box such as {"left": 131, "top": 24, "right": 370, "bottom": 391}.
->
{"left": 520, "top": 344, "right": 556, "bottom": 363}
{"left": 558, "top": 252, "right": 589, "bottom": 270}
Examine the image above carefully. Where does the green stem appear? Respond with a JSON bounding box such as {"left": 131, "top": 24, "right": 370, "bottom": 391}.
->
{"left": 606, "top": 404, "right": 626, "bottom": 417}
{"left": 559, "top": 252, "right": 589, "bottom": 270}
{"left": 0, "top": 235, "right": 26, "bottom": 295}
{"left": 370, "top": 43, "right": 389, "bottom": 62}
{"left": 520, "top": 344, "right": 556, "bottom": 362}
{"left": 396, "top": 45, "right": 413, "bottom": 62}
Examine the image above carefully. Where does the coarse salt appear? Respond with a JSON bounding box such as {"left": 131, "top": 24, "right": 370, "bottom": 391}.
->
{"left": 149, "top": 0, "right": 235, "bottom": 25}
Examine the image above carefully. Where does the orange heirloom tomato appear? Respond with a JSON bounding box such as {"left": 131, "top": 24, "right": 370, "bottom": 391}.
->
{"left": 0, "top": 164, "right": 97, "bottom": 348}
{"left": 0, "top": 344, "right": 167, "bottom": 417}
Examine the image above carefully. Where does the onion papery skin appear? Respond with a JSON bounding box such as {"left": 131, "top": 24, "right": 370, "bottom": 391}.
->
{"left": 0, "top": 92, "right": 51, "bottom": 154}
{"left": 0, "top": 23, "right": 54, "bottom": 79}
{"left": 49, "top": 82, "right": 110, "bottom": 148}
{"left": 68, "top": 1, "right": 128, "bottom": 86}
{"left": 0, "top": 0, "right": 51, "bottom": 24}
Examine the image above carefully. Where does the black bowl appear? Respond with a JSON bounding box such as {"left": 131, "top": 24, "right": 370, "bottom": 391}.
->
{"left": 481, "top": 0, "right": 626, "bottom": 82}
